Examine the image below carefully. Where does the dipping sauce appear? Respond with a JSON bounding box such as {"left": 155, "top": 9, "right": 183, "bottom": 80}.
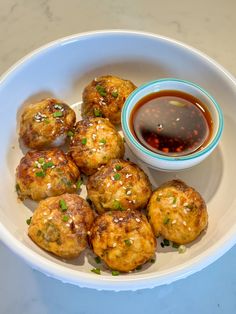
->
{"left": 131, "top": 90, "right": 213, "bottom": 156}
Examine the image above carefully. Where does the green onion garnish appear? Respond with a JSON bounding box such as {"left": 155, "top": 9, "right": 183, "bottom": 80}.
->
{"left": 81, "top": 138, "right": 87, "bottom": 145}
{"left": 59, "top": 199, "right": 67, "bottom": 212}
{"left": 35, "top": 171, "right": 45, "bottom": 177}
{"left": 163, "top": 239, "right": 170, "bottom": 246}
{"left": 172, "top": 242, "right": 180, "bottom": 249}
{"left": 163, "top": 217, "right": 170, "bottom": 225}
{"left": 67, "top": 130, "right": 74, "bottom": 137}
{"left": 113, "top": 200, "right": 125, "bottom": 211}
{"left": 115, "top": 165, "right": 122, "bottom": 171}
{"left": 93, "top": 108, "right": 102, "bottom": 117}
{"left": 53, "top": 111, "right": 63, "bottom": 118}
{"left": 124, "top": 239, "right": 132, "bottom": 246}
{"left": 111, "top": 91, "right": 118, "bottom": 98}
{"left": 95, "top": 256, "right": 101, "bottom": 264}
{"left": 113, "top": 173, "right": 121, "bottom": 181}
{"left": 99, "top": 138, "right": 106, "bottom": 144}
{"left": 111, "top": 270, "right": 120, "bottom": 276}
{"left": 76, "top": 179, "right": 83, "bottom": 189}
{"left": 96, "top": 85, "right": 106, "bottom": 96}
{"left": 62, "top": 215, "right": 69, "bottom": 222}
{"left": 26, "top": 217, "right": 32, "bottom": 225}
{"left": 136, "top": 265, "right": 142, "bottom": 270}
{"left": 38, "top": 158, "right": 45, "bottom": 164}
{"left": 91, "top": 268, "right": 101, "bottom": 275}
{"left": 42, "top": 161, "right": 54, "bottom": 170}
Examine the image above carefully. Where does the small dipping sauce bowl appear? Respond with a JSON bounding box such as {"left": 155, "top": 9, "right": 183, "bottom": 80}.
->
{"left": 121, "top": 78, "right": 224, "bottom": 171}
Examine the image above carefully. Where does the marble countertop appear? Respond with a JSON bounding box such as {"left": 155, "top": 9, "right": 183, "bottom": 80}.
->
{"left": 1, "top": 0, "right": 236, "bottom": 313}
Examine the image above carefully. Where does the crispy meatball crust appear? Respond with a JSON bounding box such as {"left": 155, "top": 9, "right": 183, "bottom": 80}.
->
{"left": 69, "top": 118, "right": 125, "bottom": 175}
{"left": 16, "top": 148, "right": 80, "bottom": 201}
{"left": 90, "top": 210, "right": 156, "bottom": 272}
{"left": 19, "top": 98, "right": 76, "bottom": 149}
{"left": 147, "top": 180, "right": 208, "bottom": 244}
{"left": 82, "top": 75, "right": 136, "bottom": 125}
{"left": 28, "top": 194, "right": 94, "bottom": 259}
{"left": 87, "top": 159, "right": 152, "bottom": 214}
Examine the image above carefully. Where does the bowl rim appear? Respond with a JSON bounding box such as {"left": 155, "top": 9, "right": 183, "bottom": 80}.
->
{"left": 121, "top": 78, "right": 224, "bottom": 161}
{"left": 0, "top": 29, "right": 236, "bottom": 290}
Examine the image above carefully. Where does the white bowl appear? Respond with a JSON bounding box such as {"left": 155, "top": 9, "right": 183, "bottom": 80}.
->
{"left": 122, "top": 78, "right": 224, "bottom": 171}
{"left": 0, "top": 30, "right": 236, "bottom": 291}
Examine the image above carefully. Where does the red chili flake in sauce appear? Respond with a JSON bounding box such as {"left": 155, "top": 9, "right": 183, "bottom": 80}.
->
{"left": 130, "top": 90, "right": 213, "bottom": 156}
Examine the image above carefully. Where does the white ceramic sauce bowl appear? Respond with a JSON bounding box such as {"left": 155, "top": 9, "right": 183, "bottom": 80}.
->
{"left": 122, "top": 78, "right": 224, "bottom": 171}
{"left": 0, "top": 30, "right": 236, "bottom": 291}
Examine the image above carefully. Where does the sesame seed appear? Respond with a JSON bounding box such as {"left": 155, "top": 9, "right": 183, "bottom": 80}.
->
{"left": 128, "top": 200, "right": 132, "bottom": 203}
{"left": 125, "top": 174, "right": 132, "bottom": 179}
{"left": 87, "top": 231, "right": 91, "bottom": 235}
{"left": 183, "top": 202, "right": 188, "bottom": 206}
{"left": 183, "top": 208, "right": 188, "bottom": 214}
{"left": 119, "top": 181, "right": 123, "bottom": 185}
{"left": 89, "top": 123, "right": 93, "bottom": 126}
{"left": 183, "top": 221, "right": 187, "bottom": 226}
{"left": 112, "top": 243, "right": 117, "bottom": 247}
{"left": 98, "top": 120, "right": 102, "bottom": 124}
{"left": 172, "top": 219, "right": 177, "bottom": 224}
{"left": 113, "top": 218, "right": 119, "bottom": 223}
{"left": 107, "top": 183, "right": 110, "bottom": 187}
{"left": 126, "top": 190, "right": 132, "bottom": 195}
{"left": 92, "top": 148, "right": 97, "bottom": 152}
{"left": 188, "top": 227, "right": 192, "bottom": 231}
{"left": 132, "top": 200, "right": 136, "bottom": 204}
{"left": 158, "top": 193, "right": 163, "bottom": 196}
{"left": 48, "top": 157, "right": 52, "bottom": 161}
{"left": 92, "top": 134, "right": 97, "bottom": 140}
{"left": 135, "top": 218, "right": 141, "bottom": 222}
{"left": 122, "top": 186, "right": 127, "bottom": 190}
{"left": 172, "top": 204, "right": 177, "bottom": 208}
{"left": 111, "top": 176, "right": 115, "bottom": 181}
{"left": 47, "top": 183, "right": 52, "bottom": 189}
{"left": 43, "top": 211, "right": 47, "bottom": 216}
{"left": 66, "top": 223, "right": 70, "bottom": 227}
{"left": 59, "top": 157, "right": 64, "bottom": 161}
{"left": 113, "top": 168, "right": 117, "bottom": 172}
{"left": 119, "top": 217, "right": 123, "bottom": 221}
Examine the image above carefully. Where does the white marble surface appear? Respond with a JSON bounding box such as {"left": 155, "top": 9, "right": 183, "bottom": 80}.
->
{"left": 1, "top": 0, "right": 236, "bottom": 313}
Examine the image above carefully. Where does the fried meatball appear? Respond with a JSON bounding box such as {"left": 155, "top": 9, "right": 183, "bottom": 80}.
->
{"left": 90, "top": 210, "right": 156, "bottom": 272}
{"left": 28, "top": 194, "right": 94, "bottom": 259}
{"left": 147, "top": 180, "right": 208, "bottom": 244}
{"left": 16, "top": 148, "right": 80, "bottom": 201}
{"left": 69, "top": 118, "right": 125, "bottom": 175}
{"left": 87, "top": 159, "right": 152, "bottom": 214}
{"left": 82, "top": 75, "right": 136, "bottom": 125}
{"left": 19, "top": 98, "right": 76, "bottom": 149}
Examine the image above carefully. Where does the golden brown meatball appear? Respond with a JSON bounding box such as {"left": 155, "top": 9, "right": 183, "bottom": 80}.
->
{"left": 87, "top": 159, "right": 152, "bottom": 214}
{"left": 16, "top": 148, "right": 80, "bottom": 201}
{"left": 90, "top": 210, "right": 156, "bottom": 272}
{"left": 82, "top": 75, "right": 136, "bottom": 125}
{"left": 147, "top": 180, "right": 208, "bottom": 244}
{"left": 19, "top": 98, "right": 76, "bottom": 149}
{"left": 28, "top": 194, "right": 94, "bottom": 259}
{"left": 69, "top": 118, "right": 125, "bottom": 175}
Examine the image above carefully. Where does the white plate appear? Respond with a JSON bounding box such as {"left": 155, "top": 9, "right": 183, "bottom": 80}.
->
{"left": 0, "top": 30, "right": 236, "bottom": 291}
